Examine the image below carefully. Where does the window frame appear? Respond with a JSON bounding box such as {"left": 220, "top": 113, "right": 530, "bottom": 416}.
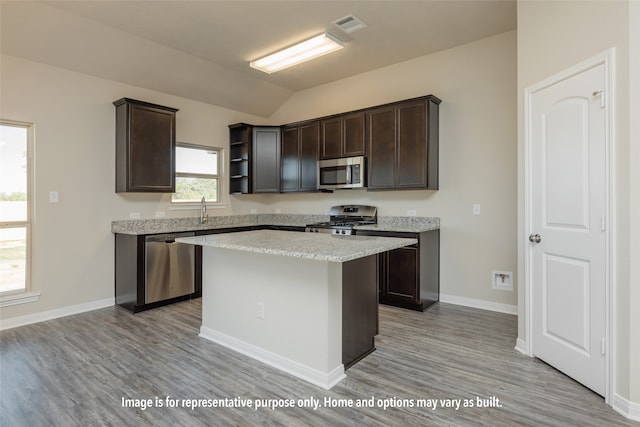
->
{"left": 0, "top": 120, "right": 36, "bottom": 303}
{"left": 171, "top": 142, "right": 223, "bottom": 205}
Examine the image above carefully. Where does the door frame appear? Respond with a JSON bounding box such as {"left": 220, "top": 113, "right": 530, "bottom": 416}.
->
{"left": 522, "top": 49, "right": 616, "bottom": 404}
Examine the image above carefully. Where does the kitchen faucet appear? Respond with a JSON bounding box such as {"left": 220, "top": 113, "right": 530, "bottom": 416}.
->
{"left": 199, "top": 196, "right": 208, "bottom": 224}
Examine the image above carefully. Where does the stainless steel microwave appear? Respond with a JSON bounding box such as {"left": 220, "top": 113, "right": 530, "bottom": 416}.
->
{"left": 317, "top": 156, "right": 365, "bottom": 190}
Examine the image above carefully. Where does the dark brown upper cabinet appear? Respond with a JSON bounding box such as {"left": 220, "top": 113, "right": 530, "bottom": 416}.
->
{"left": 281, "top": 121, "right": 319, "bottom": 193}
{"left": 252, "top": 126, "right": 281, "bottom": 193}
{"left": 320, "top": 112, "right": 365, "bottom": 159}
{"left": 366, "top": 95, "right": 440, "bottom": 191}
{"left": 228, "top": 123, "right": 281, "bottom": 194}
{"left": 114, "top": 98, "right": 178, "bottom": 193}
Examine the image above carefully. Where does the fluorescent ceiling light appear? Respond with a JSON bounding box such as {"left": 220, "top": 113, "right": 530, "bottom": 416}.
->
{"left": 250, "top": 33, "right": 344, "bottom": 74}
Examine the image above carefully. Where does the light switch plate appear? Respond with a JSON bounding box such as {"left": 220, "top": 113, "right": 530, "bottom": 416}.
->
{"left": 49, "top": 191, "right": 59, "bottom": 203}
{"left": 473, "top": 204, "right": 481, "bottom": 215}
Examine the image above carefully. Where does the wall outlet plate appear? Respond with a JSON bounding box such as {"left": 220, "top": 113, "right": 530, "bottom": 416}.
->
{"left": 407, "top": 210, "right": 417, "bottom": 216}
{"left": 473, "top": 204, "right": 481, "bottom": 215}
{"left": 492, "top": 270, "right": 513, "bottom": 291}
{"left": 129, "top": 212, "right": 141, "bottom": 219}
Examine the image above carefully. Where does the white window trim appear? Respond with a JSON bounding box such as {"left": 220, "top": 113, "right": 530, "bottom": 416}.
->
{"left": 172, "top": 142, "right": 224, "bottom": 205}
{"left": 0, "top": 291, "right": 40, "bottom": 308}
{"left": 0, "top": 119, "right": 36, "bottom": 306}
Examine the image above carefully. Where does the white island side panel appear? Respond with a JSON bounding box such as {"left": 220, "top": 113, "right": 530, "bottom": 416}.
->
{"left": 200, "top": 246, "right": 344, "bottom": 388}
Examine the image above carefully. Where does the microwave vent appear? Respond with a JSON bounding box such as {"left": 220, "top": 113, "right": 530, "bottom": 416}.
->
{"left": 332, "top": 14, "right": 367, "bottom": 34}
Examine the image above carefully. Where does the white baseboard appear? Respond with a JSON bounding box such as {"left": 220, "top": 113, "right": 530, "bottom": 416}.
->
{"left": 439, "top": 293, "right": 518, "bottom": 315}
{"left": 514, "top": 338, "right": 529, "bottom": 356}
{"left": 0, "top": 297, "right": 115, "bottom": 331}
{"left": 199, "top": 326, "right": 346, "bottom": 390}
{"left": 613, "top": 393, "right": 640, "bottom": 422}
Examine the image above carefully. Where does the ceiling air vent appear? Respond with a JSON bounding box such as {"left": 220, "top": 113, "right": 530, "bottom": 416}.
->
{"left": 332, "top": 14, "right": 367, "bottom": 34}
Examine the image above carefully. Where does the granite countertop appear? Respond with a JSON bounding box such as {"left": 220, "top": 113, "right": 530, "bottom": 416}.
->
{"left": 355, "top": 216, "right": 439, "bottom": 233}
{"left": 176, "top": 229, "right": 417, "bottom": 263}
{"left": 111, "top": 214, "right": 439, "bottom": 235}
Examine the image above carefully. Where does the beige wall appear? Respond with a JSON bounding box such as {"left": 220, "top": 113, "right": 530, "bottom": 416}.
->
{"left": 517, "top": 0, "right": 638, "bottom": 409}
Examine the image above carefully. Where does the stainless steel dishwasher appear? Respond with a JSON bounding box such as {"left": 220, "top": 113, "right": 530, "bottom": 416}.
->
{"left": 145, "top": 232, "right": 195, "bottom": 304}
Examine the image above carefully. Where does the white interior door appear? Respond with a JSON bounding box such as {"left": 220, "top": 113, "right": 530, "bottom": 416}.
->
{"left": 529, "top": 63, "right": 607, "bottom": 396}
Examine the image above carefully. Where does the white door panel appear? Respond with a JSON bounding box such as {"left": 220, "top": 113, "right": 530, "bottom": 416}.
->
{"left": 530, "top": 63, "right": 607, "bottom": 396}
{"left": 543, "top": 97, "right": 590, "bottom": 229}
{"left": 543, "top": 253, "right": 590, "bottom": 355}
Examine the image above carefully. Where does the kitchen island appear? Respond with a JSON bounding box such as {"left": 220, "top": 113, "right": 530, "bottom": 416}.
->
{"left": 176, "top": 229, "right": 417, "bottom": 389}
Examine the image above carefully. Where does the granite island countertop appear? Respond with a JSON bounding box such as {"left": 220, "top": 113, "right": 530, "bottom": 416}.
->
{"left": 176, "top": 229, "right": 417, "bottom": 263}
{"left": 111, "top": 214, "right": 439, "bottom": 235}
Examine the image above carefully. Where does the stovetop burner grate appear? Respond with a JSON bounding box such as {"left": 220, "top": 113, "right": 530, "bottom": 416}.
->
{"left": 305, "top": 205, "right": 377, "bottom": 235}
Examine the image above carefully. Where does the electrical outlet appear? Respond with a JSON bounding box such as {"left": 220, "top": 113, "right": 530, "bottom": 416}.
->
{"left": 130, "top": 212, "right": 141, "bottom": 219}
{"left": 155, "top": 211, "right": 166, "bottom": 218}
{"left": 49, "top": 191, "right": 59, "bottom": 203}
{"left": 275, "top": 208, "right": 282, "bottom": 214}
{"left": 256, "top": 302, "right": 264, "bottom": 320}
{"left": 407, "top": 210, "right": 417, "bottom": 217}
{"left": 250, "top": 209, "right": 257, "bottom": 214}
{"left": 492, "top": 271, "right": 513, "bottom": 291}
{"left": 473, "top": 204, "right": 481, "bottom": 215}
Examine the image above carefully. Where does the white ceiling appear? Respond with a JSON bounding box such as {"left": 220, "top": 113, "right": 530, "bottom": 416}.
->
{"left": 1, "top": 0, "right": 516, "bottom": 117}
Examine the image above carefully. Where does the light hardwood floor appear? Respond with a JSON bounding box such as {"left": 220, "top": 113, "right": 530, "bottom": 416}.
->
{"left": 1, "top": 300, "right": 636, "bottom": 426}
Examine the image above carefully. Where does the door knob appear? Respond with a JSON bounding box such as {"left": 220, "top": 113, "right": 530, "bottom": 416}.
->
{"left": 529, "top": 233, "right": 541, "bottom": 243}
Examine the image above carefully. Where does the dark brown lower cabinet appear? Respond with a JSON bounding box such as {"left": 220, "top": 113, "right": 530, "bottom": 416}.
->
{"left": 357, "top": 229, "right": 440, "bottom": 311}
{"left": 342, "top": 254, "right": 378, "bottom": 369}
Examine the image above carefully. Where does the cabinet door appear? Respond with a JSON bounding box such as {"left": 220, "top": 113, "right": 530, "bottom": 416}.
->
{"left": 116, "top": 100, "right": 177, "bottom": 193}
{"left": 298, "top": 121, "right": 319, "bottom": 191}
{"left": 252, "top": 127, "right": 281, "bottom": 193}
{"left": 396, "top": 100, "right": 427, "bottom": 188}
{"left": 384, "top": 246, "right": 419, "bottom": 304}
{"left": 320, "top": 117, "right": 341, "bottom": 159}
{"left": 280, "top": 126, "right": 299, "bottom": 193}
{"left": 342, "top": 112, "right": 365, "bottom": 157}
{"left": 366, "top": 106, "right": 396, "bottom": 189}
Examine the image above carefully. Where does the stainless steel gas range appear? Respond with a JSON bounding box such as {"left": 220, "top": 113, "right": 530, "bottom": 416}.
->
{"left": 305, "top": 205, "right": 377, "bottom": 235}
